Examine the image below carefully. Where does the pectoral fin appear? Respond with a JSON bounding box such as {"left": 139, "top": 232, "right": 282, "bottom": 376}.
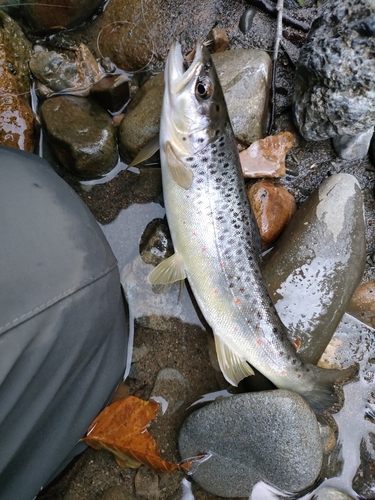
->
{"left": 148, "top": 253, "right": 187, "bottom": 285}
{"left": 165, "top": 141, "right": 194, "bottom": 189}
{"left": 129, "top": 134, "right": 160, "bottom": 166}
{"left": 214, "top": 333, "right": 254, "bottom": 386}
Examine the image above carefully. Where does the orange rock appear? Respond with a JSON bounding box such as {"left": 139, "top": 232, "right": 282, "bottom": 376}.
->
{"left": 240, "top": 131, "right": 295, "bottom": 178}
{"left": 247, "top": 179, "right": 297, "bottom": 248}
{"left": 0, "top": 12, "right": 34, "bottom": 152}
{"left": 347, "top": 281, "right": 375, "bottom": 328}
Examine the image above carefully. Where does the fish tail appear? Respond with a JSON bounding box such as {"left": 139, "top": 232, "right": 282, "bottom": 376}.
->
{"left": 300, "top": 363, "right": 358, "bottom": 414}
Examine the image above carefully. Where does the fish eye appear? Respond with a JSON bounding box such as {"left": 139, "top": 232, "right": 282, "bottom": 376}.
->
{"left": 196, "top": 77, "right": 213, "bottom": 99}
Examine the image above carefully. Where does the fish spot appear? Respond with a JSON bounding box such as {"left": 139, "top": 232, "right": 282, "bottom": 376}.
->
{"left": 273, "top": 327, "right": 278, "bottom": 333}
{"left": 235, "top": 299, "right": 241, "bottom": 305}
{"left": 256, "top": 339, "right": 262, "bottom": 345}
{"left": 223, "top": 163, "right": 229, "bottom": 168}
{"left": 213, "top": 289, "right": 218, "bottom": 294}
{"left": 198, "top": 138, "right": 204, "bottom": 143}
{"left": 234, "top": 326, "right": 238, "bottom": 331}
{"left": 229, "top": 283, "right": 234, "bottom": 288}
{"left": 297, "top": 374, "right": 301, "bottom": 378}
{"left": 215, "top": 130, "right": 220, "bottom": 136}
{"left": 279, "top": 351, "right": 284, "bottom": 356}
{"left": 257, "top": 312, "right": 263, "bottom": 319}
{"left": 202, "top": 247, "right": 207, "bottom": 252}
{"left": 186, "top": 157, "right": 194, "bottom": 162}
{"left": 182, "top": 137, "right": 186, "bottom": 141}
{"left": 218, "top": 152, "right": 225, "bottom": 157}
{"left": 239, "top": 287, "right": 245, "bottom": 293}
{"left": 291, "top": 359, "right": 297, "bottom": 365}
{"left": 280, "top": 370, "right": 286, "bottom": 375}
{"left": 201, "top": 157, "right": 208, "bottom": 162}
{"left": 220, "top": 262, "right": 226, "bottom": 267}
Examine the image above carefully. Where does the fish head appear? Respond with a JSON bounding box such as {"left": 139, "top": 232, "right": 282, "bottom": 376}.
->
{"left": 161, "top": 41, "right": 229, "bottom": 155}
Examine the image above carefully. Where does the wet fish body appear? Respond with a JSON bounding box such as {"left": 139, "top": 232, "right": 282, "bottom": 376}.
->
{"left": 149, "top": 42, "right": 355, "bottom": 412}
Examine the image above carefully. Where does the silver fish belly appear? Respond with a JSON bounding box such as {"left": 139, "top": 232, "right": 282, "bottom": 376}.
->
{"left": 149, "top": 42, "right": 356, "bottom": 413}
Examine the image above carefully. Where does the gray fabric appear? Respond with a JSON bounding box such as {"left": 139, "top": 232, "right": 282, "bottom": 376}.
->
{"left": 0, "top": 147, "right": 129, "bottom": 500}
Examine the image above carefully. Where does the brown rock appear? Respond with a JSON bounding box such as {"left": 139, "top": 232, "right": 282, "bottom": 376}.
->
{"left": 119, "top": 72, "right": 164, "bottom": 163}
{"left": 40, "top": 95, "right": 118, "bottom": 178}
{"left": 0, "top": 11, "right": 34, "bottom": 151}
{"left": 240, "top": 131, "right": 295, "bottom": 178}
{"left": 347, "top": 281, "right": 375, "bottom": 328}
{"left": 247, "top": 180, "right": 296, "bottom": 248}
{"left": 22, "top": 0, "right": 104, "bottom": 31}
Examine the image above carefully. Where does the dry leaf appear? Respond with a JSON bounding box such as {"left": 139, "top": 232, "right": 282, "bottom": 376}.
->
{"left": 82, "top": 396, "right": 191, "bottom": 474}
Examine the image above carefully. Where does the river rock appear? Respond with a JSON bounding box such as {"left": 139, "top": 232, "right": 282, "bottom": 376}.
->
{"left": 119, "top": 49, "right": 271, "bottom": 161}
{"left": 318, "top": 314, "right": 375, "bottom": 497}
{"left": 151, "top": 368, "right": 188, "bottom": 416}
{"left": 29, "top": 44, "right": 104, "bottom": 98}
{"left": 40, "top": 95, "right": 118, "bottom": 179}
{"left": 293, "top": 0, "right": 375, "bottom": 142}
{"left": 247, "top": 180, "right": 296, "bottom": 248}
{"left": 0, "top": 11, "right": 34, "bottom": 151}
{"left": 347, "top": 280, "right": 375, "bottom": 328}
{"left": 179, "top": 390, "right": 323, "bottom": 496}
{"left": 119, "top": 72, "right": 164, "bottom": 163}
{"left": 135, "top": 466, "right": 160, "bottom": 500}
{"left": 352, "top": 433, "right": 375, "bottom": 498}
{"left": 240, "top": 131, "right": 295, "bottom": 178}
{"left": 139, "top": 218, "right": 173, "bottom": 267}
{"left": 212, "top": 49, "right": 271, "bottom": 147}
{"left": 313, "top": 488, "right": 355, "bottom": 500}
{"left": 332, "top": 127, "right": 374, "bottom": 161}
{"left": 21, "top": 0, "right": 105, "bottom": 31}
{"left": 262, "top": 173, "right": 366, "bottom": 363}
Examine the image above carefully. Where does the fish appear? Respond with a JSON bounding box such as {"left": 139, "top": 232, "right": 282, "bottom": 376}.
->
{"left": 148, "top": 41, "right": 356, "bottom": 414}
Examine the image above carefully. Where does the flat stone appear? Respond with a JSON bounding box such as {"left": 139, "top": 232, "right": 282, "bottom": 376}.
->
{"left": 179, "top": 390, "right": 323, "bottom": 497}
{"left": 352, "top": 433, "right": 375, "bottom": 499}
{"left": 262, "top": 173, "right": 366, "bottom": 363}
{"left": 212, "top": 49, "right": 271, "bottom": 147}
{"left": 240, "top": 131, "right": 295, "bottom": 177}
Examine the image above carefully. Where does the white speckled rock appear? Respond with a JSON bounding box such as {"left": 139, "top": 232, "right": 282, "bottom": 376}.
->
{"left": 179, "top": 390, "right": 323, "bottom": 497}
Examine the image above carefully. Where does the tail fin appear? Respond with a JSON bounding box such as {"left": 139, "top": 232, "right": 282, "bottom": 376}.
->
{"left": 301, "top": 363, "right": 358, "bottom": 415}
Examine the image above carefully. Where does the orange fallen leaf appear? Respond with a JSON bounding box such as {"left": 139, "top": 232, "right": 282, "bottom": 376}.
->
{"left": 81, "top": 396, "right": 191, "bottom": 474}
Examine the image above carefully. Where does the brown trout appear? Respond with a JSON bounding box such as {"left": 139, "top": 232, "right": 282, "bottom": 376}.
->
{"left": 149, "top": 42, "right": 356, "bottom": 413}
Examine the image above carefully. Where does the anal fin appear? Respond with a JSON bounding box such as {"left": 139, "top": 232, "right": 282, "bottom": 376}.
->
{"left": 214, "top": 333, "right": 254, "bottom": 386}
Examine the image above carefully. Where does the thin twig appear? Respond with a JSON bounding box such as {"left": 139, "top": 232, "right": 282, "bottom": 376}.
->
{"left": 268, "top": 0, "right": 284, "bottom": 134}
{"left": 245, "top": 0, "right": 310, "bottom": 32}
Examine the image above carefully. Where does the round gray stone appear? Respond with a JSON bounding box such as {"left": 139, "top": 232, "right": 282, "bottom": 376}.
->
{"left": 179, "top": 390, "right": 323, "bottom": 497}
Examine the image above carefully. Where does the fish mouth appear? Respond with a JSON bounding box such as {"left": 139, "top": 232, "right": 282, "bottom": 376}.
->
{"left": 165, "top": 42, "right": 205, "bottom": 95}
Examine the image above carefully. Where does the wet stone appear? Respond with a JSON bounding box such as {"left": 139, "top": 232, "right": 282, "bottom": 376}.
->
{"left": 312, "top": 487, "right": 355, "bottom": 500}
{"left": 352, "top": 433, "right": 375, "bottom": 499}
{"left": 240, "top": 131, "right": 295, "bottom": 178}
{"left": 134, "top": 465, "right": 160, "bottom": 500}
{"left": 212, "top": 49, "right": 271, "bottom": 147}
{"left": 90, "top": 74, "right": 130, "bottom": 114}
{"left": 247, "top": 179, "right": 296, "bottom": 249}
{"left": 40, "top": 95, "right": 118, "bottom": 179}
{"left": 179, "top": 390, "right": 323, "bottom": 497}
{"left": 332, "top": 127, "right": 374, "bottom": 161}
{"left": 119, "top": 72, "right": 164, "bottom": 163}
{"left": 0, "top": 10, "right": 34, "bottom": 151}
{"left": 139, "top": 218, "right": 173, "bottom": 267}
{"left": 21, "top": 0, "right": 104, "bottom": 31}
{"left": 262, "top": 173, "right": 366, "bottom": 363}
{"left": 293, "top": 0, "right": 375, "bottom": 141}
{"left": 347, "top": 280, "right": 375, "bottom": 329}
{"left": 151, "top": 368, "right": 188, "bottom": 416}
{"left": 29, "top": 44, "right": 104, "bottom": 98}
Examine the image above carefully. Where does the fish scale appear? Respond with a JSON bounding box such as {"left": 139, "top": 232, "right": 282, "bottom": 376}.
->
{"left": 149, "top": 42, "right": 357, "bottom": 414}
